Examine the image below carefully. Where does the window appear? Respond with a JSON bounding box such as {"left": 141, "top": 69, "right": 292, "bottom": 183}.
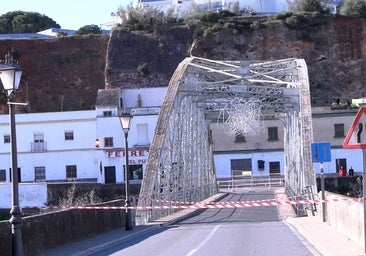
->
{"left": 235, "top": 134, "right": 246, "bottom": 143}
{"left": 268, "top": 127, "right": 278, "bottom": 141}
{"left": 269, "top": 162, "right": 280, "bottom": 176}
{"left": 34, "top": 166, "right": 46, "bottom": 181}
{"left": 66, "top": 165, "right": 77, "bottom": 179}
{"left": 3, "top": 135, "right": 10, "bottom": 143}
{"left": 231, "top": 159, "right": 252, "bottom": 176}
{"left": 334, "top": 124, "right": 345, "bottom": 138}
{"left": 0, "top": 169, "right": 5, "bottom": 181}
{"left": 129, "top": 165, "right": 143, "bottom": 180}
{"left": 137, "top": 124, "right": 149, "bottom": 145}
{"left": 32, "top": 133, "right": 46, "bottom": 151}
{"left": 208, "top": 129, "right": 213, "bottom": 144}
{"left": 258, "top": 160, "right": 265, "bottom": 170}
{"left": 103, "top": 111, "right": 112, "bottom": 117}
{"left": 64, "top": 131, "right": 74, "bottom": 140}
{"left": 34, "top": 133, "right": 44, "bottom": 143}
{"left": 104, "top": 137, "right": 114, "bottom": 147}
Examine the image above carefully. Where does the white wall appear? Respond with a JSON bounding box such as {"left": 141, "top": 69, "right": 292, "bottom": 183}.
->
{"left": 0, "top": 110, "right": 97, "bottom": 183}
{"left": 231, "top": 0, "right": 288, "bottom": 13}
{"left": 136, "top": 0, "right": 289, "bottom": 15}
{"left": 315, "top": 148, "right": 363, "bottom": 174}
{"left": 0, "top": 92, "right": 161, "bottom": 185}
{"left": 214, "top": 151, "right": 284, "bottom": 178}
{"left": 122, "top": 87, "right": 167, "bottom": 108}
{"left": 215, "top": 148, "right": 364, "bottom": 178}
{"left": 0, "top": 183, "right": 47, "bottom": 208}
{"left": 0, "top": 110, "right": 96, "bottom": 153}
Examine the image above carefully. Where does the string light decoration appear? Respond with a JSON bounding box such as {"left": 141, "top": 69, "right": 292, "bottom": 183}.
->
{"left": 219, "top": 98, "right": 264, "bottom": 136}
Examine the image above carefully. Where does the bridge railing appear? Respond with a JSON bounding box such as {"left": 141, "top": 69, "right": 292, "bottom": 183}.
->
{"left": 217, "top": 175, "right": 285, "bottom": 191}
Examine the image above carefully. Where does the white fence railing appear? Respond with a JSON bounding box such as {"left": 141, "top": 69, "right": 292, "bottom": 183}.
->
{"left": 217, "top": 175, "right": 285, "bottom": 190}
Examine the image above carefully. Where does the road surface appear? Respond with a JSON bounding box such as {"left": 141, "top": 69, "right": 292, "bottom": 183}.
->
{"left": 87, "top": 188, "right": 321, "bottom": 256}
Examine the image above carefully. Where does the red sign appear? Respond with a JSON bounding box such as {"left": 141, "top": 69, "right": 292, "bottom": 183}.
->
{"left": 107, "top": 150, "right": 148, "bottom": 158}
{"left": 343, "top": 107, "right": 366, "bottom": 149}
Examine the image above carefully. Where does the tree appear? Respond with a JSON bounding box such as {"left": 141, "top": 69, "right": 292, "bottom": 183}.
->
{"left": 0, "top": 11, "right": 60, "bottom": 33}
{"left": 340, "top": 0, "right": 366, "bottom": 17}
{"left": 74, "top": 24, "right": 102, "bottom": 35}
{"left": 289, "top": 0, "right": 324, "bottom": 12}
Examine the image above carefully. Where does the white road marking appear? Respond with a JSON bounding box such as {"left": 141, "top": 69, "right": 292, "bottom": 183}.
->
{"left": 186, "top": 224, "right": 221, "bottom": 256}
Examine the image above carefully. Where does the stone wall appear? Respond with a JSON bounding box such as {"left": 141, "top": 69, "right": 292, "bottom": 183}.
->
{"left": 0, "top": 183, "right": 142, "bottom": 255}
{"left": 0, "top": 200, "right": 125, "bottom": 256}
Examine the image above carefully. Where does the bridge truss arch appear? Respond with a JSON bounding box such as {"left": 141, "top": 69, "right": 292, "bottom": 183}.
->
{"left": 136, "top": 57, "right": 314, "bottom": 224}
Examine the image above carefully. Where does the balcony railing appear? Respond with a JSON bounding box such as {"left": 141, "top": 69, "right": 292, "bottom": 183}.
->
{"left": 31, "top": 142, "right": 47, "bottom": 152}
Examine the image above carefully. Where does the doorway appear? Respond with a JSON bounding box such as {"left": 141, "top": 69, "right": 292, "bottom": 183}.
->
{"left": 104, "top": 166, "right": 116, "bottom": 184}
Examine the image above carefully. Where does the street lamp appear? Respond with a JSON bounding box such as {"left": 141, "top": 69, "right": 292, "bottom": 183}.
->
{"left": 119, "top": 112, "right": 133, "bottom": 230}
{"left": 0, "top": 51, "right": 23, "bottom": 256}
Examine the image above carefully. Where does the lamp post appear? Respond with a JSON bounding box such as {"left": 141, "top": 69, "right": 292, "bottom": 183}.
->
{"left": 119, "top": 112, "right": 133, "bottom": 230}
{"left": 0, "top": 51, "right": 23, "bottom": 256}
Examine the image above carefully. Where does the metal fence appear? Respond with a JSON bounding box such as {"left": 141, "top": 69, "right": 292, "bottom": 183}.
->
{"left": 217, "top": 175, "right": 285, "bottom": 190}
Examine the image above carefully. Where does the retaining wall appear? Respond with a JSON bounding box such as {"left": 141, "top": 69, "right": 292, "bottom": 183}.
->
{"left": 324, "top": 191, "right": 364, "bottom": 248}
{"left": 0, "top": 200, "right": 125, "bottom": 256}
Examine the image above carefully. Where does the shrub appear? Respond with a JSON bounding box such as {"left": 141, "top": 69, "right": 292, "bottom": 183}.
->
{"left": 284, "top": 12, "right": 329, "bottom": 29}
{"left": 340, "top": 0, "right": 366, "bottom": 17}
{"left": 58, "top": 184, "right": 101, "bottom": 206}
{"left": 289, "top": 0, "right": 324, "bottom": 13}
{"left": 137, "top": 63, "right": 150, "bottom": 76}
{"left": 116, "top": 4, "right": 177, "bottom": 33}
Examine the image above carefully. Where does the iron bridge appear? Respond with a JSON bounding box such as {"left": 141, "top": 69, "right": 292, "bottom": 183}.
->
{"left": 135, "top": 57, "right": 315, "bottom": 224}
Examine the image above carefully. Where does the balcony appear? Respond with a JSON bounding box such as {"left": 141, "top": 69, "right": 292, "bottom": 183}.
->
{"left": 31, "top": 142, "right": 47, "bottom": 152}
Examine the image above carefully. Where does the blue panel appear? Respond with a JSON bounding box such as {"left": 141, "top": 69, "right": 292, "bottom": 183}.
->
{"left": 311, "top": 142, "right": 331, "bottom": 163}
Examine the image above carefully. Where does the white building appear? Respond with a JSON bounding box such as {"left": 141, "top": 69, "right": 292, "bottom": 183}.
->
{"left": 136, "top": 0, "right": 289, "bottom": 15}
{"left": 212, "top": 106, "right": 363, "bottom": 178}
{"left": 0, "top": 88, "right": 164, "bottom": 185}
{"left": 0, "top": 87, "right": 362, "bottom": 186}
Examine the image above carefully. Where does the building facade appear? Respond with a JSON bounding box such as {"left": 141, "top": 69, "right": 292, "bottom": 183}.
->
{"left": 0, "top": 87, "right": 362, "bottom": 186}
{"left": 136, "top": 0, "right": 290, "bottom": 15}
{"left": 212, "top": 106, "right": 362, "bottom": 178}
{"left": 0, "top": 88, "right": 164, "bottom": 185}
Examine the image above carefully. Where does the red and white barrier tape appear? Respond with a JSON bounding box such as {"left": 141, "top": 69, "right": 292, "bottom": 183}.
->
{"left": 22, "top": 197, "right": 363, "bottom": 211}
{"left": 137, "top": 193, "right": 322, "bottom": 206}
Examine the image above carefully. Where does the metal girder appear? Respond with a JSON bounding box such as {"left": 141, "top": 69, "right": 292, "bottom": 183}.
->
{"left": 136, "top": 57, "right": 314, "bottom": 224}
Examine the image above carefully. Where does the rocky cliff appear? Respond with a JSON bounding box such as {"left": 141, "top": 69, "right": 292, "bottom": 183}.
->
{"left": 0, "top": 16, "right": 365, "bottom": 114}
{"left": 0, "top": 36, "right": 108, "bottom": 114}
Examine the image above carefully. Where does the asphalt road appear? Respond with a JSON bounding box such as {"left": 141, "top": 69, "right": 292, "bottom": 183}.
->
{"left": 87, "top": 188, "right": 321, "bottom": 256}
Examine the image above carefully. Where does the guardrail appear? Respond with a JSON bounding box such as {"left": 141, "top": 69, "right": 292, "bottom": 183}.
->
{"left": 217, "top": 175, "right": 285, "bottom": 190}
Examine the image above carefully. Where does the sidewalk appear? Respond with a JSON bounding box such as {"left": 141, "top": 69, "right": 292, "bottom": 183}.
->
{"left": 287, "top": 215, "right": 364, "bottom": 256}
{"left": 275, "top": 187, "right": 365, "bottom": 256}
{"left": 43, "top": 190, "right": 365, "bottom": 256}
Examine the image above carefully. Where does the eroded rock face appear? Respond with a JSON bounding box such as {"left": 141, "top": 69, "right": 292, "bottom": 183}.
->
{"left": 0, "top": 16, "right": 365, "bottom": 114}
{"left": 106, "top": 17, "right": 366, "bottom": 108}
{"left": 188, "top": 17, "right": 366, "bottom": 107}
{"left": 0, "top": 36, "right": 109, "bottom": 114}
{"left": 105, "top": 27, "right": 195, "bottom": 89}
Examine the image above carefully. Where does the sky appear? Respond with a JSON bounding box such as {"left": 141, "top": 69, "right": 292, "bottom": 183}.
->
{"left": 0, "top": 0, "right": 134, "bottom": 30}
